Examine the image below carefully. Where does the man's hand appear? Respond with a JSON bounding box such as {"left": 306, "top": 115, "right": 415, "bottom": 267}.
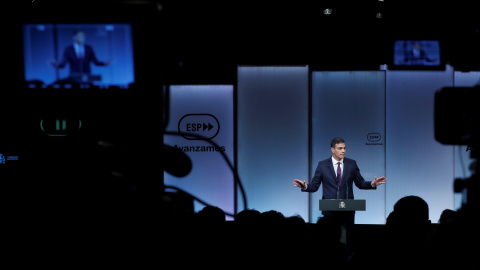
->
{"left": 293, "top": 179, "right": 306, "bottom": 189}
{"left": 372, "top": 176, "right": 387, "bottom": 187}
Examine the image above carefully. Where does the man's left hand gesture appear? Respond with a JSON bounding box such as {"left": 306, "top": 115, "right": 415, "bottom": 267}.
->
{"left": 372, "top": 176, "right": 387, "bottom": 187}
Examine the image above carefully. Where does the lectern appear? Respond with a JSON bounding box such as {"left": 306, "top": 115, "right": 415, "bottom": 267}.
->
{"left": 319, "top": 199, "right": 366, "bottom": 212}
{"left": 319, "top": 199, "right": 366, "bottom": 245}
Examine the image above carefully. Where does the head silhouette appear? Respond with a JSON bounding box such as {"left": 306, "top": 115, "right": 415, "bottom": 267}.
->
{"left": 390, "top": 195, "right": 431, "bottom": 238}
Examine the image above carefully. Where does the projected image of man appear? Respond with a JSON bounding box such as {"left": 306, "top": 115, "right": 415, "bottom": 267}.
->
{"left": 403, "top": 41, "right": 438, "bottom": 65}
{"left": 50, "top": 29, "right": 113, "bottom": 76}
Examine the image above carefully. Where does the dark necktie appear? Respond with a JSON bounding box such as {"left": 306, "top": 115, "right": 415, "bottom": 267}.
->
{"left": 77, "top": 46, "right": 85, "bottom": 73}
{"left": 337, "top": 162, "right": 342, "bottom": 185}
{"left": 78, "top": 46, "right": 84, "bottom": 59}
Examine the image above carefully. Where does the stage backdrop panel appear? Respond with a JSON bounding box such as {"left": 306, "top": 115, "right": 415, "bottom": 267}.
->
{"left": 237, "top": 66, "right": 310, "bottom": 219}
{"left": 385, "top": 65, "right": 455, "bottom": 223}
{"left": 311, "top": 71, "right": 386, "bottom": 224}
{"left": 452, "top": 71, "right": 480, "bottom": 211}
{"left": 164, "top": 85, "right": 235, "bottom": 219}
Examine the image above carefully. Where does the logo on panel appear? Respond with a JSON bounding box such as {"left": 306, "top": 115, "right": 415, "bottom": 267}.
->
{"left": 366, "top": 132, "right": 383, "bottom": 145}
{"left": 178, "top": 114, "right": 220, "bottom": 140}
{"left": 175, "top": 113, "right": 225, "bottom": 152}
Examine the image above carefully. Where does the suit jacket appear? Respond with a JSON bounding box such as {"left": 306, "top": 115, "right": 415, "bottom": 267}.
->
{"left": 57, "top": 44, "right": 106, "bottom": 74}
{"left": 404, "top": 49, "right": 435, "bottom": 65}
{"left": 303, "top": 157, "right": 375, "bottom": 213}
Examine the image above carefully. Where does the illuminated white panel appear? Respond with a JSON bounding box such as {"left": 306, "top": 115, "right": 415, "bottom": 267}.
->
{"left": 164, "top": 85, "right": 234, "bottom": 219}
{"left": 311, "top": 71, "right": 386, "bottom": 224}
{"left": 385, "top": 66, "right": 455, "bottom": 223}
{"left": 237, "top": 66, "right": 310, "bottom": 220}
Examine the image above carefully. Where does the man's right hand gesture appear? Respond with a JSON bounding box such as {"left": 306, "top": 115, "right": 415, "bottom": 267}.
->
{"left": 293, "top": 179, "right": 306, "bottom": 189}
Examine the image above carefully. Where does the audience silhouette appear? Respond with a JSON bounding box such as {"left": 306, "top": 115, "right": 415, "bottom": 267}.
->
{"left": 354, "top": 195, "right": 434, "bottom": 269}
{"left": 176, "top": 195, "right": 473, "bottom": 270}
{"left": 30, "top": 193, "right": 471, "bottom": 269}
{"left": 429, "top": 207, "right": 473, "bottom": 269}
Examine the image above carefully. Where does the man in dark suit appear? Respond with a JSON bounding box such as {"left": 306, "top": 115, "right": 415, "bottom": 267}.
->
{"left": 293, "top": 137, "right": 386, "bottom": 260}
{"left": 51, "top": 29, "right": 113, "bottom": 77}
{"left": 403, "top": 41, "right": 438, "bottom": 65}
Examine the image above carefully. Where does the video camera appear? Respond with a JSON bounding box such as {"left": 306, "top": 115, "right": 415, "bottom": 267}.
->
{"left": 434, "top": 84, "right": 480, "bottom": 213}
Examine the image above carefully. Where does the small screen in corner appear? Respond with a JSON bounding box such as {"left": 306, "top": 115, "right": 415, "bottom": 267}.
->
{"left": 393, "top": 40, "right": 441, "bottom": 67}
{"left": 22, "top": 23, "right": 135, "bottom": 89}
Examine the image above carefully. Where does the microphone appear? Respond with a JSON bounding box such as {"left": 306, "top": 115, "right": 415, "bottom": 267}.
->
{"left": 346, "top": 178, "right": 349, "bottom": 200}
{"left": 336, "top": 173, "right": 340, "bottom": 199}
{"left": 337, "top": 173, "right": 348, "bottom": 200}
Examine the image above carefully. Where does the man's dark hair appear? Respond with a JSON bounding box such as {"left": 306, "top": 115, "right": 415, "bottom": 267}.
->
{"left": 330, "top": 137, "right": 345, "bottom": 149}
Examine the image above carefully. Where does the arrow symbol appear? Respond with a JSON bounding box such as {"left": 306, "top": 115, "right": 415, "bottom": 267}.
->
{"left": 203, "top": 123, "right": 214, "bottom": 131}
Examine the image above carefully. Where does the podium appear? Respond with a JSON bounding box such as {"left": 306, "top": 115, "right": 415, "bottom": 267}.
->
{"left": 69, "top": 73, "right": 102, "bottom": 83}
{"left": 319, "top": 199, "right": 366, "bottom": 245}
{"left": 319, "top": 199, "right": 366, "bottom": 212}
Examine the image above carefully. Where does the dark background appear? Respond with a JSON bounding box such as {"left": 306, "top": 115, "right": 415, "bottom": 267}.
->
{"left": 2, "top": 1, "right": 479, "bottom": 201}
{"left": 2, "top": 1, "right": 479, "bottom": 265}
{"left": 3, "top": 1, "right": 479, "bottom": 188}
{"left": 6, "top": 0, "right": 480, "bottom": 84}
{"left": 3, "top": 0, "right": 480, "bottom": 205}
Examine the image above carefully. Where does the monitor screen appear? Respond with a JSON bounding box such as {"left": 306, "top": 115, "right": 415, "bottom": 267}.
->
{"left": 22, "top": 23, "right": 135, "bottom": 89}
{"left": 391, "top": 40, "right": 444, "bottom": 70}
